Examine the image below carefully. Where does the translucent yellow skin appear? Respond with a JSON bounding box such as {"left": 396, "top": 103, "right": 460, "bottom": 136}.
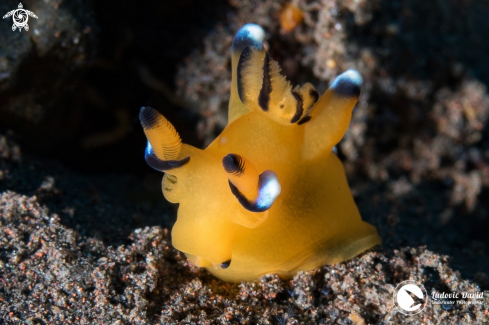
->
{"left": 141, "top": 24, "right": 381, "bottom": 283}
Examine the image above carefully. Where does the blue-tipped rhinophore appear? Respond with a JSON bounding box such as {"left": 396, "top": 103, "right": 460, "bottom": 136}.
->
{"left": 227, "top": 170, "right": 281, "bottom": 213}
{"left": 232, "top": 23, "right": 265, "bottom": 53}
{"left": 330, "top": 70, "right": 363, "bottom": 97}
{"left": 256, "top": 170, "right": 281, "bottom": 210}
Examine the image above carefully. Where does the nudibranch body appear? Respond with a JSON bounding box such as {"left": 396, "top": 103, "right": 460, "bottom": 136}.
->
{"left": 140, "top": 24, "right": 381, "bottom": 283}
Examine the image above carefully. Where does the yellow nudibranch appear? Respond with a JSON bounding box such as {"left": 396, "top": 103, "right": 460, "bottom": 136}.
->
{"left": 139, "top": 24, "right": 381, "bottom": 283}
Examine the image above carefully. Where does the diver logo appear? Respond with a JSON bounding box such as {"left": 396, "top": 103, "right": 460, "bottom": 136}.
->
{"left": 393, "top": 280, "right": 428, "bottom": 315}
{"left": 3, "top": 3, "right": 38, "bottom": 32}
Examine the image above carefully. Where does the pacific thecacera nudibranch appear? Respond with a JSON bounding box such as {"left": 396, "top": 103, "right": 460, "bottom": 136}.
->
{"left": 139, "top": 24, "right": 381, "bottom": 282}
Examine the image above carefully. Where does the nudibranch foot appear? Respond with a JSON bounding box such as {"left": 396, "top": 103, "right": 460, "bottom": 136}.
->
{"left": 139, "top": 24, "right": 381, "bottom": 283}
{"left": 207, "top": 221, "right": 380, "bottom": 283}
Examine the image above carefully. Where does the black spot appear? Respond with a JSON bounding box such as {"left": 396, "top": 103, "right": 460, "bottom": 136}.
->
{"left": 290, "top": 91, "right": 304, "bottom": 123}
{"left": 221, "top": 260, "right": 231, "bottom": 269}
{"left": 139, "top": 107, "right": 160, "bottom": 129}
{"left": 280, "top": 105, "right": 284, "bottom": 109}
{"left": 297, "top": 116, "right": 311, "bottom": 125}
{"left": 258, "top": 52, "right": 272, "bottom": 111}
{"left": 237, "top": 46, "right": 252, "bottom": 103}
{"left": 223, "top": 154, "right": 245, "bottom": 176}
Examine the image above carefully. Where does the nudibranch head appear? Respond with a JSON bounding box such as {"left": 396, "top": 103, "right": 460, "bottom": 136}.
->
{"left": 139, "top": 24, "right": 381, "bottom": 282}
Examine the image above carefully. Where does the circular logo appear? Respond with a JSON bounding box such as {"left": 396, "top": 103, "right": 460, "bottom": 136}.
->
{"left": 13, "top": 10, "right": 28, "bottom": 27}
{"left": 393, "top": 280, "right": 428, "bottom": 315}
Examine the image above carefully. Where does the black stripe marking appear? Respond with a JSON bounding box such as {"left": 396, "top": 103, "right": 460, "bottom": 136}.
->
{"left": 223, "top": 154, "right": 245, "bottom": 176}
{"left": 297, "top": 116, "right": 311, "bottom": 125}
{"left": 237, "top": 46, "right": 251, "bottom": 104}
{"left": 228, "top": 171, "right": 279, "bottom": 213}
{"left": 258, "top": 52, "right": 272, "bottom": 111}
{"left": 296, "top": 89, "right": 318, "bottom": 125}
{"left": 145, "top": 146, "right": 190, "bottom": 172}
{"left": 309, "top": 89, "right": 319, "bottom": 107}
{"left": 228, "top": 180, "right": 267, "bottom": 212}
{"left": 221, "top": 260, "right": 231, "bottom": 269}
{"left": 139, "top": 107, "right": 160, "bottom": 129}
{"left": 165, "top": 174, "right": 177, "bottom": 184}
{"left": 290, "top": 91, "right": 304, "bottom": 123}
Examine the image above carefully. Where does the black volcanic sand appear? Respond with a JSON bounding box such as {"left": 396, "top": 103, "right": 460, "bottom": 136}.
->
{"left": 0, "top": 138, "right": 488, "bottom": 324}
{"left": 1, "top": 0, "right": 489, "bottom": 323}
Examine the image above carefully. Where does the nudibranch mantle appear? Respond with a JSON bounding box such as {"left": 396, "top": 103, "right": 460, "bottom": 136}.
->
{"left": 140, "top": 24, "right": 381, "bottom": 282}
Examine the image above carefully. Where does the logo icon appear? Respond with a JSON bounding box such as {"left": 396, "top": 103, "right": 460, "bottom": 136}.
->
{"left": 393, "top": 280, "right": 428, "bottom": 315}
{"left": 3, "top": 3, "right": 38, "bottom": 32}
